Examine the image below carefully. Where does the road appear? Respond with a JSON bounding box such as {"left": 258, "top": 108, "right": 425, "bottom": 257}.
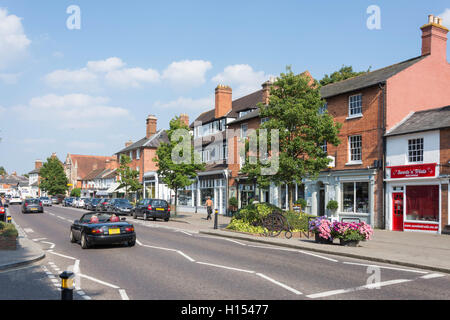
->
{"left": 2, "top": 204, "right": 450, "bottom": 300}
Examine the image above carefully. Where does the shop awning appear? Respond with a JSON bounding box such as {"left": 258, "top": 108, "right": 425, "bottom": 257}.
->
{"left": 106, "top": 182, "right": 127, "bottom": 194}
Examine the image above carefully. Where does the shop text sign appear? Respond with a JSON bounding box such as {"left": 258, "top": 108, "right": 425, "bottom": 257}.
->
{"left": 389, "top": 164, "right": 436, "bottom": 179}
{"left": 404, "top": 222, "right": 439, "bottom": 232}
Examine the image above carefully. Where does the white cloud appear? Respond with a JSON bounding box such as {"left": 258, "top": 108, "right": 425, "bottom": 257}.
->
{"left": 154, "top": 95, "right": 214, "bottom": 110}
{"left": 44, "top": 68, "right": 98, "bottom": 90}
{"left": 212, "top": 64, "right": 272, "bottom": 98}
{"left": 105, "top": 67, "right": 160, "bottom": 88}
{"left": 438, "top": 9, "right": 450, "bottom": 28}
{"left": 13, "top": 94, "right": 130, "bottom": 129}
{"left": 162, "top": 60, "right": 212, "bottom": 89}
{"left": 0, "top": 72, "right": 20, "bottom": 84}
{"left": 87, "top": 57, "right": 125, "bottom": 73}
{"left": 0, "top": 8, "right": 31, "bottom": 69}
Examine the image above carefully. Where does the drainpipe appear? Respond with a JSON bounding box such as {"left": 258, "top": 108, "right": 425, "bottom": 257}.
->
{"left": 224, "top": 169, "right": 229, "bottom": 216}
{"left": 379, "top": 82, "right": 387, "bottom": 230}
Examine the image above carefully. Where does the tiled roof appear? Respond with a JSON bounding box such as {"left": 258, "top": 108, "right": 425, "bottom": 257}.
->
{"left": 320, "top": 55, "right": 427, "bottom": 98}
{"left": 115, "top": 130, "right": 169, "bottom": 154}
{"left": 385, "top": 106, "right": 450, "bottom": 137}
{"left": 227, "top": 109, "right": 261, "bottom": 125}
{"left": 0, "top": 174, "right": 28, "bottom": 186}
{"left": 67, "top": 154, "right": 115, "bottom": 180}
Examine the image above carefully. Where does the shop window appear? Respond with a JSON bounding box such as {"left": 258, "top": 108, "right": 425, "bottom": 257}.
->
{"left": 406, "top": 185, "right": 439, "bottom": 222}
{"left": 178, "top": 189, "right": 192, "bottom": 206}
{"left": 342, "top": 182, "right": 369, "bottom": 213}
{"left": 408, "top": 138, "right": 424, "bottom": 163}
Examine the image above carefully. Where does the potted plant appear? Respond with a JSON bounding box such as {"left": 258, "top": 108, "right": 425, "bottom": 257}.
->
{"left": 309, "top": 217, "right": 334, "bottom": 244}
{"left": 332, "top": 221, "right": 374, "bottom": 247}
{"left": 326, "top": 200, "right": 339, "bottom": 216}
{"left": 294, "top": 198, "right": 307, "bottom": 212}
{"left": 0, "top": 222, "right": 18, "bottom": 251}
{"left": 228, "top": 197, "right": 238, "bottom": 216}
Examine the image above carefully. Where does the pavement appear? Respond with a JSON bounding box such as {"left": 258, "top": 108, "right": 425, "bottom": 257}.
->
{"left": 0, "top": 214, "right": 46, "bottom": 271}
{"left": 3, "top": 207, "right": 450, "bottom": 276}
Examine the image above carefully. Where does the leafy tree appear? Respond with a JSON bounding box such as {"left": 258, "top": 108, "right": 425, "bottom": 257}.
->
{"left": 0, "top": 166, "right": 7, "bottom": 176}
{"left": 320, "top": 65, "right": 371, "bottom": 86}
{"left": 154, "top": 116, "right": 205, "bottom": 217}
{"left": 116, "top": 154, "right": 142, "bottom": 200}
{"left": 71, "top": 188, "right": 81, "bottom": 197}
{"left": 241, "top": 67, "right": 342, "bottom": 211}
{"left": 39, "top": 156, "right": 69, "bottom": 196}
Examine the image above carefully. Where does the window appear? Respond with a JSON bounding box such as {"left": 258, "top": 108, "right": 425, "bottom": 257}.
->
{"left": 349, "top": 135, "right": 362, "bottom": 162}
{"left": 349, "top": 94, "right": 362, "bottom": 117}
{"left": 321, "top": 140, "right": 328, "bottom": 154}
{"left": 239, "top": 110, "right": 251, "bottom": 118}
{"left": 261, "top": 117, "right": 269, "bottom": 124}
{"left": 222, "top": 142, "right": 228, "bottom": 160}
{"left": 241, "top": 123, "right": 248, "bottom": 138}
{"left": 342, "top": 182, "right": 369, "bottom": 214}
{"left": 406, "top": 185, "right": 439, "bottom": 222}
{"left": 319, "top": 102, "right": 328, "bottom": 114}
{"left": 408, "top": 138, "right": 424, "bottom": 163}
{"left": 136, "top": 149, "right": 140, "bottom": 160}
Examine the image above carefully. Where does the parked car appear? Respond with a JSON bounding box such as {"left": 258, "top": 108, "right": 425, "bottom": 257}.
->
{"left": 9, "top": 196, "right": 22, "bottom": 205}
{"left": 51, "top": 196, "right": 59, "bottom": 204}
{"left": 133, "top": 199, "right": 170, "bottom": 221}
{"left": 83, "top": 198, "right": 92, "bottom": 210}
{"left": 40, "top": 197, "right": 52, "bottom": 207}
{"left": 108, "top": 199, "right": 134, "bottom": 216}
{"left": 87, "top": 198, "right": 101, "bottom": 211}
{"left": 63, "top": 197, "right": 74, "bottom": 207}
{"left": 70, "top": 212, "right": 136, "bottom": 249}
{"left": 96, "top": 198, "right": 112, "bottom": 212}
{"left": 0, "top": 202, "right": 8, "bottom": 223}
{"left": 22, "top": 198, "right": 44, "bottom": 214}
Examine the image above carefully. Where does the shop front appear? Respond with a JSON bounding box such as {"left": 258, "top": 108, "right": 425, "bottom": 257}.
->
{"left": 386, "top": 163, "right": 442, "bottom": 233}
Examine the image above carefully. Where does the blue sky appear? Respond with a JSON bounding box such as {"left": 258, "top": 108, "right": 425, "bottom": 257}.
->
{"left": 0, "top": 0, "right": 449, "bottom": 174}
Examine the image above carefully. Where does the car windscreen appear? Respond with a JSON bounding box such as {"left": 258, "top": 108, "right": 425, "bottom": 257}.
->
{"left": 27, "top": 199, "right": 40, "bottom": 205}
{"left": 41, "top": 197, "right": 49, "bottom": 200}
{"left": 150, "top": 200, "right": 168, "bottom": 208}
{"left": 116, "top": 199, "right": 130, "bottom": 205}
{"left": 81, "top": 213, "right": 118, "bottom": 223}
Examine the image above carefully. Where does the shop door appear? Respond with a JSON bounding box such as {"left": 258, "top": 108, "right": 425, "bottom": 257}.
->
{"left": 392, "top": 193, "right": 404, "bottom": 231}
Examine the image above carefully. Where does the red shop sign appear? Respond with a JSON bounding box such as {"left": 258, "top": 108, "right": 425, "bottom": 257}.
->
{"left": 389, "top": 163, "right": 436, "bottom": 179}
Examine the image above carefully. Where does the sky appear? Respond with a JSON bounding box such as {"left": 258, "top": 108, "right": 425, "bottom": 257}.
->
{"left": 0, "top": 0, "right": 449, "bottom": 175}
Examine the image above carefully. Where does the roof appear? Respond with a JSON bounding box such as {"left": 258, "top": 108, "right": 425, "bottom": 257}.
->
{"left": 82, "top": 168, "right": 106, "bottom": 181}
{"left": 67, "top": 154, "right": 115, "bottom": 180}
{"left": 82, "top": 168, "right": 117, "bottom": 181}
{"left": 0, "top": 174, "right": 28, "bottom": 186}
{"left": 115, "top": 130, "right": 169, "bottom": 154}
{"left": 227, "top": 109, "right": 261, "bottom": 125}
{"left": 28, "top": 168, "right": 40, "bottom": 175}
{"left": 385, "top": 106, "right": 450, "bottom": 137}
{"left": 320, "top": 55, "right": 427, "bottom": 98}
{"left": 190, "top": 90, "right": 265, "bottom": 127}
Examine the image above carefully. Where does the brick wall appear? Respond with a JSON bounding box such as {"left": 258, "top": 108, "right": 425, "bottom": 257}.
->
{"left": 440, "top": 128, "right": 450, "bottom": 175}
{"left": 442, "top": 184, "right": 449, "bottom": 229}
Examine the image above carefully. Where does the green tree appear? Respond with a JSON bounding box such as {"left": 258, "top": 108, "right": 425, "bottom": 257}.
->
{"left": 116, "top": 154, "right": 142, "bottom": 200}
{"left": 241, "top": 67, "right": 342, "bottom": 211}
{"left": 39, "top": 156, "right": 69, "bottom": 195}
{"left": 71, "top": 188, "right": 81, "bottom": 197}
{"left": 0, "top": 166, "right": 7, "bottom": 176}
{"left": 154, "top": 116, "right": 205, "bottom": 217}
{"left": 320, "top": 65, "right": 371, "bottom": 86}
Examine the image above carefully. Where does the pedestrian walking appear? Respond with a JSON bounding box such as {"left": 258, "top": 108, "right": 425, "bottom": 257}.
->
{"left": 205, "top": 197, "right": 213, "bottom": 221}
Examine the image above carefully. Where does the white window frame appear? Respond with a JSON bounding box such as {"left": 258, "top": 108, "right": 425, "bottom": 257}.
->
{"left": 136, "top": 149, "right": 140, "bottom": 160}
{"left": 348, "top": 94, "right": 363, "bottom": 118}
{"left": 347, "top": 135, "right": 362, "bottom": 165}
{"left": 407, "top": 138, "right": 424, "bottom": 164}
{"left": 241, "top": 123, "right": 248, "bottom": 138}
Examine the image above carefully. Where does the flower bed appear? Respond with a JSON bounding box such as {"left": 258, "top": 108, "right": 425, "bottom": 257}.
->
{"left": 0, "top": 222, "right": 18, "bottom": 251}
{"left": 309, "top": 217, "right": 374, "bottom": 246}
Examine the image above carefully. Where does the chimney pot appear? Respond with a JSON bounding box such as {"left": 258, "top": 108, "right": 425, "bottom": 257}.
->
{"left": 421, "top": 14, "right": 448, "bottom": 58}
{"left": 215, "top": 85, "right": 232, "bottom": 119}
{"left": 146, "top": 115, "right": 157, "bottom": 138}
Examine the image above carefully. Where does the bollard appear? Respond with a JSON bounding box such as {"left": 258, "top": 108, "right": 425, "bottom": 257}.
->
{"left": 7, "top": 216, "right": 11, "bottom": 224}
{"left": 214, "top": 209, "right": 218, "bottom": 230}
{"left": 60, "top": 271, "right": 75, "bottom": 300}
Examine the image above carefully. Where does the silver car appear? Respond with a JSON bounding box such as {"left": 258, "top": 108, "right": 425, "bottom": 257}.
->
{"left": 40, "top": 197, "right": 52, "bottom": 207}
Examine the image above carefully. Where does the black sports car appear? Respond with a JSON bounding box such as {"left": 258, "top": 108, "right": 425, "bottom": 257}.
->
{"left": 70, "top": 213, "right": 136, "bottom": 249}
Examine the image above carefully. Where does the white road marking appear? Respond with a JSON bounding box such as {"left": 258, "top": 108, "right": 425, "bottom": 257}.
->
{"left": 421, "top": 273, "right": 446, "bottom": 279}
{"left": 23, "top": 228, "right": 34, "bottom": 233}
{"left": 119, "top": 289, "right": 129, "bottom": 300}
{"left": 256, "top": 273, "right": 303, "bottom": 295}
{"left": 177, "top": 230, "right": 193, "bottom": 236}
{"left": 32, "top": 238, "right": 47, "bottom": 242}
{"left": 79, "top": 274, "right": 120, "bottom": 289}
{"left": 177, "top": 251, "right": 195, "bottom": 262}
{"left": 342, "top": 262, "right": 428, "bottom": 274}
{"left": 41, "top": 241, "right": 56, "bottom": 249}
{"left": 46, "top": 251, "right": 77, "bottom": 261}
{"left": 196, "top": 262, "right": 255, "bottom": 274}
{"left": 306, "top": 279, "right": 412, "bottom": 299}
{"left": 247, "top": 244, "right": 338, "bottom": 262}
{"left": 136, "top": 240, "right": 177, "bottom": 252}
{"left": 221, "top": 238, "right": 247, "bottom": 246}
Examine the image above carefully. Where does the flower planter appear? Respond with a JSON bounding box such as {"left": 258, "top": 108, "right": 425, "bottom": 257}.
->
{"left": 339, "top": 239, "right": 360, "bottom": 247}
{"left": 0, "top": 236, "right": 17, "bottom": 250}
{"left": 314, "top": 233, "right": 333, "bottom": 245}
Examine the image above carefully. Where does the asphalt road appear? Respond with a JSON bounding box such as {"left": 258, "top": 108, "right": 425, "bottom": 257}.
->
{"left": 2, "top": 204, "right": 450, "bottom": 300}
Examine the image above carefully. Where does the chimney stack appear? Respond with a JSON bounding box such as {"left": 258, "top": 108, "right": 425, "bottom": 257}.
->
{"left": 146, "top": 115, "right": 157, "bottom": 138}
{"left": 179, "top": 114, "right": 190, "bottom": 127}
{"left": 421, "top": 14, "right": 448, "bottom": 59}
{"left": 125, "top": 140, "right": 133, "bottom": 148}
{"left": 35, "top": 160, "right": 43, "bottom": 170}
{"left": 262, "top": 78, "right": 275, "bottom": 105}
{"left": 215, "top": 85, "right": 232, "bottom": 119}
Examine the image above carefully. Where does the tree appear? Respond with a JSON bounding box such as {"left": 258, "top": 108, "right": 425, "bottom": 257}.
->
{"left": 241, "top": 67, "right": 342, "bottom": 211}
{"left": 0, "top": 167, "right": 7, "bottom": 176}
{"left": 154, "top": 116, "right": 205, "bottom": 217}
{"left": 320, "top": 65, "right": 371, "bottom": 86}
{"left": 39, "top": 156, "right": 69, "bottom": 196}
{"left": 71, "top": 188, "right": 81, "bottom": 197}
{"left": 116, "top": 155, "right": 142, "bottom": 200}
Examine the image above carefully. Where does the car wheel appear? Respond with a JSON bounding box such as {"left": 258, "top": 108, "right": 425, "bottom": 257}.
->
{"left": 128, "top": 240, "right": 136, "bottom": 247}
{"left": 164, "top": 218, "right": 170, "bottom": 222}
{"left": 144, "top": 213, "right": 147, "bottom": 221}
{"left": 70, "top": 230, "right": 76, "bottom": 243}
{"left": 153, "top": 217, "right": 157, "bottom": 221}
{"left": 81, "top": 233, "right": 90, "bottom": 249}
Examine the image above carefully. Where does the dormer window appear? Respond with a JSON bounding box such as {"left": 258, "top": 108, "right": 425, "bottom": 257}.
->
{"left": 239, "top": 110, "right": 252, "bottom": 118}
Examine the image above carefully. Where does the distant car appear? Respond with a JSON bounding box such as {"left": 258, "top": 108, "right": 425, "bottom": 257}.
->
{"left": 9, "top": 196, "right": 22, "bottom": 205}
{"left": 70, "top": 212, "right": 136, "bottom": 249}
{"left": 133, "top": 199, "right": 170, "bottom": 222}
{"left": 96, "top": 198, "right": 112, "bottom": 212}
{"left": 51, "top": 196, "right": 59, "bottom": 204}
{"left": 22, "top": 198, "right": 44, "bottom": 214}
{"left": 0, "top": 202, "right": 7, "bottom": 222}
{"left": 75, "top": 198, "right": 87, "bottom": 208}
{"left": 108, "top": 199, "right": 134, "bottom": 216}
{"left": 63, "top": 197, "right": 74, "bottom": 207}
{"left": 87, "top": 198, "right": 101, "bottom": 211}
{"left": 83, "top": 198, "right": 92, "bottom": 209}
{"left": 40, "top": 197, "right": 52, "bottom": 207}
